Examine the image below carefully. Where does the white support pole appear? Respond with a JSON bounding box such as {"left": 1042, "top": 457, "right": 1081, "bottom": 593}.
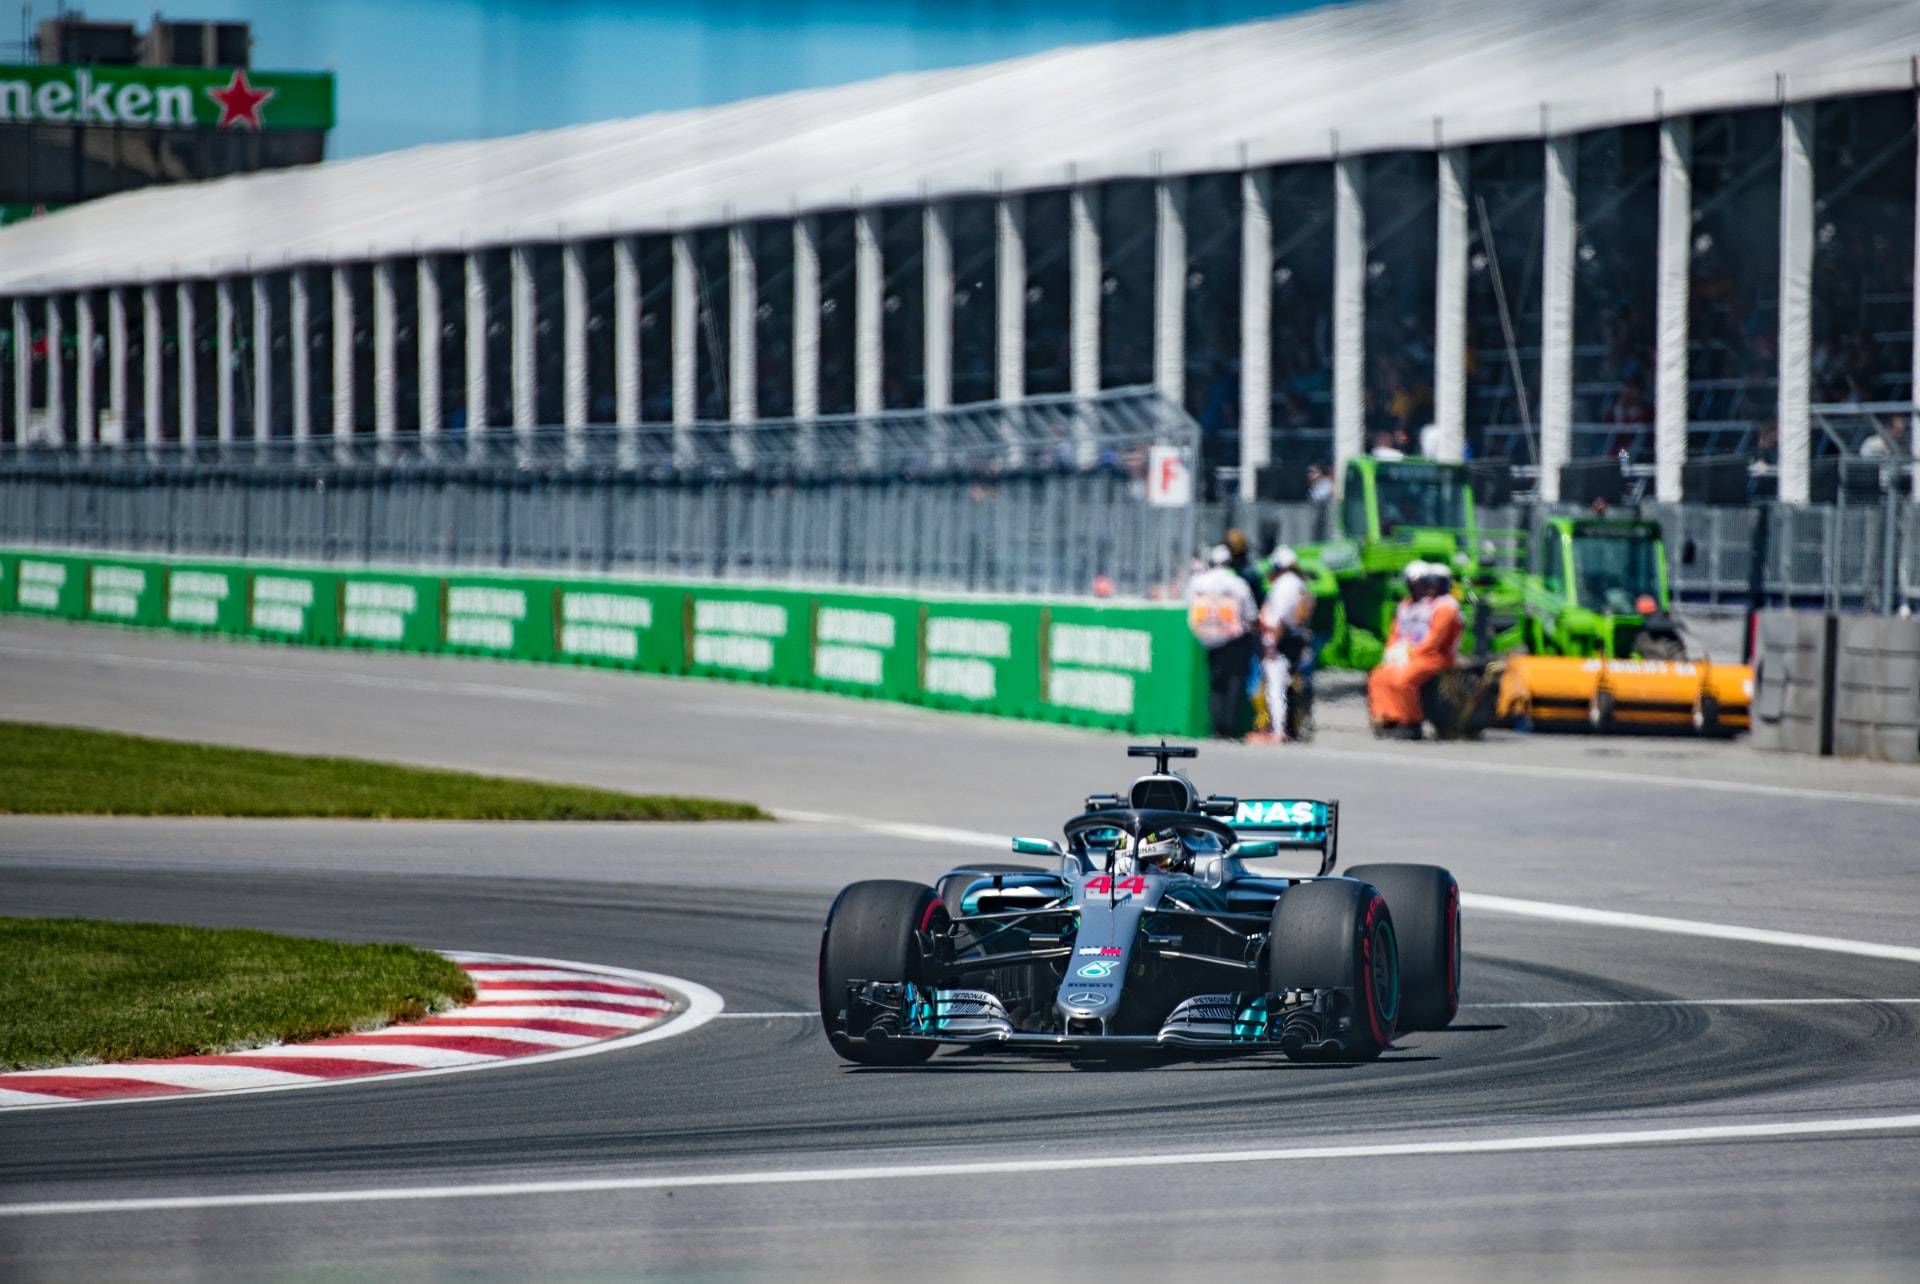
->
{"left": 854, "top": 208, "right": 882, "bottom": 422}
{"left": 1912, "top": 94, "right": 1920, "bottom": 499}
{"left": 728, "top": 223, "right": 757, "bottom": 426}
{"left": 10, "top": 298, "right": 26, "bottom": 442}
{"left": 562, "top": 241, "right": 589, "bottom": 430}
{"left": 463, "top": 253, "right": 487, "bottom": 446}
{"left": 1240, "top": 168, "right": 1273, "bottom": 501}
{"left": 45, "top": 297, "right": 64, "bottom": 444}
{"left": 613, "top": 238, "right": 640, "bottom": 427}
{"left": 76, "top": 292, "right": 94, "bottom": 447}
{"left": 1432, "top": 147, "right": 1469, "bottom": 462}
{"left": 108, "top": 288, "right": 127, "bottom": 444}
{"left": 1155, "top": 176, "right": 1187, "bottom": 409}
{"left": 671, "top": 232, "right": 696, "bottom": 462}
{"left": 1539, "top": 136, "right": 1577, "bottom": 502}
{"left": 290, "top": 270, "right": 310, "bottom": 444}
{"left": 924, "top": 201, "right": 954, "bottom": 412}
{"left": 142, "top": 285, "right": 161, "bottom": 448}
{"left": 792, "top": 217, "right": 821, "bottom": 423}
{"left": 510, "top": 246, "right": 535, "bottom": 435}
{"left": 215, "top": 279, "right": 234, "bottom": 443}
{"left": 996, "top": 194, "right": 1026, "bottom": 402}
{"left": 1777, "top": 101, "right": 1815, "bottom": 507}
{"left": 373, "top": 261, "right": 396, "bottom": 439}
{"left": 331, "top": 266, "right": 353, "bottom": 452}
{"left": 1655, "top": 117, "right": 1693, "bottom": 502}
{"left": 1333, "top": 157, "right": 1366, "bottom": 489}
{"left": 417, "top": 258, "right": 440, "bottom": 435}
{"left": 1070, "top": 182, "right": 1102, "bottom": 401}
{"left": 1071, "top": 183, "right": 1102, "bottom": 467}
{"left": 729, "top": 223, "right": 757, "bottom": 469}
{"left": 177, "top": 282, "right": 196, "bottom": 446}
{"left": 252, "top": 276, "right": 271, "bottom": 442}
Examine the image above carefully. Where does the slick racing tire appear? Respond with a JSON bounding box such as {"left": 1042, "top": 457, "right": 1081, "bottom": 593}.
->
{"left": 1268, "top": 878, "right": 1399, "bottom": 1062}
{"left": 819, "top": 879, "right": 947, "bottom": 1066}
{"left": 1345, "top": 863, "right": 1460, "bottom": 1031}
{"left": 935, "top": 863, "right": 1046, "bottom": 921}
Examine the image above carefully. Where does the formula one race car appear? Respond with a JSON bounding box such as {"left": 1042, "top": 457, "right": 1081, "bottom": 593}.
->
{"left": 819, "top": 743, "right": 1460, "bottom": 1065}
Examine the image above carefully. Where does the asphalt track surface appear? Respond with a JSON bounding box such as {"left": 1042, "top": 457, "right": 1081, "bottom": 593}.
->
{"left": 2, "top": 616, "right": 1919, "bottom": 1281}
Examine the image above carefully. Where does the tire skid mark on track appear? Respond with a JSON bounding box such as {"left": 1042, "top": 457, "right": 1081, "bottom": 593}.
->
{"left": 0, "top": 952, "right": 721, "bottom": 1112}
{"left": 9, "top": 1110, "right": 1920, "bottom": 1218}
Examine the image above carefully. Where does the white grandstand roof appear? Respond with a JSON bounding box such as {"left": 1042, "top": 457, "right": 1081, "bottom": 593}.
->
{"left": 2, "top": 0, "right": 1918, "bottom": 293}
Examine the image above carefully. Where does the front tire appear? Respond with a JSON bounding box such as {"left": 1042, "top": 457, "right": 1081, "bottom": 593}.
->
{"left": 1345, "top": 864, "right": 1459, "bottom": 1031}
{"left": 819, "top": 880, "right": 945, "bottom": 1066}
{"left": 1268, "top": 879, "right": 1398, "bottom": 1061}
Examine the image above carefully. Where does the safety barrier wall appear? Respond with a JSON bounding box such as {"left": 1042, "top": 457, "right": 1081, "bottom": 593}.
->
{"left": 1752, "top": 609, "right": 1920, "bottom": 764}
{"left": 0, "top": 546, "right": 1210, "bottom": 738}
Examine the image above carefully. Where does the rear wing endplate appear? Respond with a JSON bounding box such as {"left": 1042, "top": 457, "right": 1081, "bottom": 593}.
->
{"left": 1228, "top": 799, "right": 1338, "bottom": 875}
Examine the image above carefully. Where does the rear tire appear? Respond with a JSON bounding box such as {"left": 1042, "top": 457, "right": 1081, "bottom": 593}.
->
{"left": 1268, "top": 879, "right": 1398, "bottom": 1061}
{"left": 1345, "top": 864, "right": 1459, "bottom": 1031}
{"left": 819, "top": 880, "right": 945, "bottom": 1066}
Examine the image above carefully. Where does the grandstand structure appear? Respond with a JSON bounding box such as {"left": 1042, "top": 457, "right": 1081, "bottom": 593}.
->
{"left": 0, "top": 0, "right": 1917, "bottom": 505}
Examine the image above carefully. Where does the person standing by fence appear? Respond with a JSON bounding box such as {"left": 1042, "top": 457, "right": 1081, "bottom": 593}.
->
{"left": 1256, "top": 547, "right": 1316, "bottom": 742}
{"left": 1187, "top": 545, "right": 1258, "bottom": 740}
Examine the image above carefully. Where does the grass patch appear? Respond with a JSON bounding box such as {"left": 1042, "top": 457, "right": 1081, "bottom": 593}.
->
{"left": 0, "top": 917, "right": 478, "bottom": 1071}
{"left": 0, "top": 720, "right": 767, "bottom": 820}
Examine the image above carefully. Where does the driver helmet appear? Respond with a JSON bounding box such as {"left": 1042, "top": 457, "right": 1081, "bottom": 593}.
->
{"left": 1404, "top": 560, "right": 1431, "bottom": 585}
{"left": 1135, "top": 829, "right": 1191, "bottom": 874}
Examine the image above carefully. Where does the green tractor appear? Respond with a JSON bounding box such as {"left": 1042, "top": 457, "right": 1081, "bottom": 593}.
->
{"left": 1294, "top": 456, "right": 1517, "bottom": 670}
{"left": 1508, "top": 515, "right": 1685, "bottom": 660}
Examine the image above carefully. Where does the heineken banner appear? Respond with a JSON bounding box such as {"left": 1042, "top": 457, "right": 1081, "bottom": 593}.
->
{"left": 0, "top": 549, "right": 1210, "bottom": 736}
{"left": 0, "top": 64, "right": 334, "bottom": 131}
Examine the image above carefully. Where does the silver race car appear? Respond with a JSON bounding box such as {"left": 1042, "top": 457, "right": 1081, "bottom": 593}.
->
{"left": 819, "top": 742, "right": 1460, "bottom": 1065}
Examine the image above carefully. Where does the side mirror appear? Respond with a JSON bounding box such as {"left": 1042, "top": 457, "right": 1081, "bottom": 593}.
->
{"left": 1011, "top": 837, "right": 1059, "bottom": 856}
{"left": 1235, "top": 839, "right": 1281, "bottom": 859}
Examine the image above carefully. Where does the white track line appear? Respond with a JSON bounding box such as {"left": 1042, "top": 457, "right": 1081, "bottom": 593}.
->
{"left": 1464, "top": 998, "right": 1920, "bottom": 1009}
{"left": 9, "top": 1111, "right": 1920, "bottom": 1218}
{"left": 1462, "top": 892, "right": 1920, "bottom": 964}
{"left": 1292, "top": 743, "right": 1920, "bottom": 809}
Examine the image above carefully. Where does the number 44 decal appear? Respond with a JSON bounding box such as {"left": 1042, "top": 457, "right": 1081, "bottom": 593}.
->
{"left": 1086, "top": 875, "right": 1146, "bottom": 895}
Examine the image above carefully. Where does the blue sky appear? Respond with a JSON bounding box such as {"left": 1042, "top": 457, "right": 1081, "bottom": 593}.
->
{"left": 14, "top": 0, "right": 1330, "bottom": 157}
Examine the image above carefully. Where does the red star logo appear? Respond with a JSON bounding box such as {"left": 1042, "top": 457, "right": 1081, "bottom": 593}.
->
{"left": 206, "top": 69, "right": 275, "bottom": 130}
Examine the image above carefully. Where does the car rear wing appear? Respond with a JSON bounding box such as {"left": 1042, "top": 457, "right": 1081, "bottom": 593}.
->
{"left": 1227, "top": 799, "right": 1338, "bottom": 875}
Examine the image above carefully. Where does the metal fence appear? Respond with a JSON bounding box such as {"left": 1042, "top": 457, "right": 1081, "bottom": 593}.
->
{"left": 0, "top": 388, "right": 1201, "bottom": 599}
{"left": 1197, "top": 497, "right": 1919, "bottom": 614}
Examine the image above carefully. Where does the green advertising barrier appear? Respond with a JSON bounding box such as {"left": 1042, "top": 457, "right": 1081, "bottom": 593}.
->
{"left": 443, "top": 574, "right": 554, "bottom": 662}
{"left": 682, "top": 587, "right": 812, "bottom": 687}
{"left": 806, "top": 595, "right": 921, "bottom": 700}
{"left": 337, "top": 570, "right": 441, "bottom": 652}
{"left": 550, "top": 580, "right": 685, "bottom": 673}
{"left": 0, "top": 547, "right": 1211, "bottom": 737}
{"left": 1037, "top": 603, "right": 1208, "bottom": 735}
{"left": 12, "top": 553, "right": 87, "bottom": 618}
{"left": 916, "top": 600, "right": 1042, "bottom": 720}
{"left": 85, "top": 557, "right": 169, "bottom": 628}
{"left": 164, "top": 563, "right": 247, "bottom": 633}
{"left": 246, "top": 567, "right": 339, "bottom": 645}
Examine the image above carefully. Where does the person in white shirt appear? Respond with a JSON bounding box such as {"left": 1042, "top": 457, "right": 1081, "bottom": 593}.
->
{"left": 1256, "top": 547, "right": 1316, "bottom": 742}
{"left": 1186, "top": 545, "right": 1259, "bottom": 739}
